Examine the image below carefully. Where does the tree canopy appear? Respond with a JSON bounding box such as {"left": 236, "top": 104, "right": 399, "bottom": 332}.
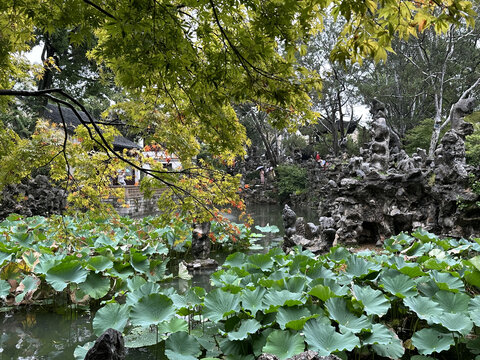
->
{"left": 0, "top": 0, "right": 475, "bottom": 220}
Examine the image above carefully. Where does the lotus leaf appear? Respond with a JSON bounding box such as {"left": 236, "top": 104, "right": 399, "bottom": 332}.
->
{"left": 92, "top": 302, "right": 129, "bottom": 336}
{"left": 372, "top": 331, "right": 405, "bottom": 359}
{"left": 403, "top": 296, "right": 442, "bottom": 322}
{"left": 124, "top": 326, "right": 161, "bottom": 348}
{"left": 433, "top": 290, "right": 470, "bottom": 313}
{"left": 109, "top": 262, "right": 134, "bottom": 279}
{"left": 224, "top": 252, "right": 247, "bottom": 268}
{"left": 226, "top": 319, "right": 261, "bottom": 341}
{"left": 255, "top": 224, "right": 279, "bottom": 233}
{"left": 204, "top": 289, "right": 240, "bottom": 322}
{"left": 0, "top": 280, "right": 10, "bottom": 298}
{"left": 325, "top": 297, "right": 371, "bottom": 333}
{"left": 308, "top": 284, "right": 336, "bottom": 301}
{"left": 379, "top": 269, "right": 416, "bottom": 298}
{"left": 158, "top": 317, "right": 189, "bottom": 334}
{"left": 241, "top": 287, "right": 267, "bottom": 315}
{"left": 469, "top": 296, "right": 480, "bottom": 327}
{"left": 304, "top": 318, "right": 360, "bottom": 355}
{"left": 94, "top": 233, "right": 118, "bottom": 248}
{"left": 73, "top": 341, "right": 94, "bottom": 360}
{"left": 126, "top": 276, "right": 147, "bottom": 292}
{"left": 352, "top": 284, "right": 390, "bottom": 317}
{"left": 262, "top": 330, "right": 305, "bottom": 360}
{"left": 430, "top": 312, "right": 473, "bottom": 335}
{"left": 78, "top": 272, "right": 110, "bottom": 299}
{"left": 87, "top": 256, "right": 113, "bottom": 273}
{"left": 263, "top": 290, "right": 304, "bottom": 311}
{"left": 276, "top": 306, "right": 316, "bottom": 331}
{"left": 45, "top": 259, "right": 88, "bottom": 291}
{"left": 411, "top": 328, "right": 454, "bottom": 355}
{"left": 362, "top": 323, "right": 396, "bottom": 346}
{"left": 248, "top": 253, "right": 274, "bottom": 271}
{"left": 15, "top": 275, "right": 40, "bottom": 303}
{"left": 0, "top": 252, "right": 12, "bottom": 267}
{"left": 345, "top": 256, "right": 381, "bottom": 278}
{"left": 430, "top": 271, "right": 464, "bottom": 292}
{"left": 130, "top": 293, "right": 175, "bottom": 327}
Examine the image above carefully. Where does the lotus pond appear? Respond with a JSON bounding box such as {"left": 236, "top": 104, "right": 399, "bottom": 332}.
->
{"left": 2, "top": 209, "right": 480, "bottom": 360}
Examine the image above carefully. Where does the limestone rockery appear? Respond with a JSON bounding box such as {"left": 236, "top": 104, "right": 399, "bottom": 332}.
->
{"left": 284, "top": 99, "right": 480, "bottom": 251}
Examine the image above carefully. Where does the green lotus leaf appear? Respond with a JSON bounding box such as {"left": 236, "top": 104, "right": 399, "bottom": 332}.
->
{"left": 0, "top": 279, "right": 10, "bottom": 298}
{"left": 416, "top": 279, "right": 440, "bottom": 297}
{"left": 78, "top": 272, "right": 110, "bottom": 299}
{"left": 94, "top": 233, "right": 118, "bottom": 248}
{"left": 11, "top": 232, "right": 34, "bottom": 246}
{"left": 352, "top": 284, "right": 390, "bottom": 317}
{"left": 224, "top": 252, "right": 247, "bottom": 268}
{"left": 126, "top": 275, "right": 147, "bottom": 292}
{"left": 219, "top": 338, "right": 253, "bottom": 358}
{"left": 372, "top": 330, "right": 405, "bottom": 359}
{"left": 109, "top": 261, "right": 134, "bottom": 280}
{"left": 379, "top": 269, "right": 417, "bottom": 298}
{"left": 464, "top": 269, "right": 480, "bottom": 289}
{"left": 403, "top": 296, "right": 442, "bottom": 322}
{"left": 362, "top": 324, "right": 396, "bottom": 346}
{"left": 433, "top": 290, "right": 469, "bottom": 313}
{"left": 274, "top": 276, "right": 307, "bottom": 293}
{"left": 87, "top": 256, "right": 113, "bottom": 273}
{"left": 325, "top": 297, "right": 371, "bottom": 333}
{"left": 304, "top": 318, "right": 360, "bottom": 355}
{"left": 130, "top": 250, "right": 150, "bottom": 274}
{"left": 429, "top": 271, "right": 464, "bottom": 292}
{"left": 263, "top": 290, "right": 304, "bottom": 311}
{"left": 45, "top": 260, "right": 88, "bottom": 291}
{"left": 322, "top": 278, "right": 349, "bottom": 296}
{"left": 248, "top": 253, "right": 274, "bottom": 271}
{"left": 126, "top": 282, "right": 161, "bottom": 307}
{"left": 329, "top": 247, "right": 351, "bottom": 262}
{"left": 241, "top": 287, "right": 267, "bottom": 315}
{"left": 15, "top": 275, "right": 40, "bottom": 303}
{"left": 469, "top": 296, "right": 480, "bottom": 326}
{"left": 158, "top": 317, "right": 189, "bottom": 334}
{"left": 255, "top": 224, "right": 280, "bottom": 233}
{"left": 309, "top": 284, "right": 336, "bottom": 301}
{"left": 411, "top": 328, "right": 454, "bottom": 355}
{"left": 412, "top": 229, "right": 439, "bottom": 243}
{"left": 92, "top": 302, "right": 130, "bottom": 336}
{"left": 165, "top": 331, "right": 202, "bottom": 360}
{"left": 204, "top": 289, "right": 241, "bottom": 322}
{"left": 276, "top": 306, "right": 317, "bottom": 331}
{"left": 35, "top": 253, "right": 63, "bottom": 275}
{"left": 262, "top": 330, "right": 305, "bottom": 360}
{"left": 172, "top": 287, "right": 205, "bottom": 313}
{"left": 389, "top": 257, "right": 426, "bottom": 277}
{"left": 430, "top": 312, "right": 473, "bottom": 335}
{"left": 225, "top": 319, "right": 262, "bottom": 341}
{"left": 306, "top": 263, "right": 336, "bottom": 281}
{"left": 0, "top": 252, "right": 12, "bottom": 267}
{"left": 345, "top": 256, "right": 381, "bottom": 278}
{"left": 130, "top": 293, "right": 175, "bottom": 327}
{"left": 124, "top": 326, "right": 159, "bottom": 348}
{"left": 148, "top": 258, "right": 169, "bottom": 282}
{"left": 73, "top": 341, "right": 94, "bottom": 360}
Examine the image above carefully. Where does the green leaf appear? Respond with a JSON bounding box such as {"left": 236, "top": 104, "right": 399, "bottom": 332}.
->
{"left": 362, "top": 324, "right": 396, "bottom": 346}
{"left": 224, "top": 252, "right": 247, "bottom": 268}
{"left": 304, "top": 318, "right": 360, "bottom": 355}
{"left": 403, "top": 296, "right": 442, "bottom": 322}
{"left": 262, "top": 330, "right": 305, "bottom": 360}
{"left": 126, "top": 282, "right": 161, "bottom": 307}
{"left": 325, "top": 297, "right": 371, "bottom": 333}
{"left": 0, "top": 279, "right": 10, "bottom": 298}
{"left": 248, "top": 253, "right": 274, "bottom": 271}
{"left": 92, "top": 302, "right": 130, "bottom": 336}
{"left": 204, "top": 289, "right": 241, "bottom": 322}
{"left": 78, "top": 272, "right": 110, "bottom": 299}
{"left": 241, "top": 287, "right": 267, "bottom": 315}
{"left": 372, "top": 330, "right": 405, "bottom": 359}
{"left": 276, "top": 306, "right": 314, "bottom": 330}
{"left": 255, "top": 224, "right": 280, "bottom": 233}
{"left": 130, "top": 250, "right": 150, "bottom": 274}
{"left": 430, "top": 271, "right": 464, "bottom": 292}
{"left": 430, "top": 312, "right": 473, "bottom": 335}
{"left": 432, "top": 290, "right": 470, "bottom": 313}
{"left": 158, "top": 317, "right": 189, "bottom": 334}
{"left": 263, "top": 290, "right": 304, "bottom": 311}
{"left": 45, "top": 260, "right": 88, "bottom": 291}
{"left": 469, "top": 296, "right": 480, "bottom": 327}
{"left": 227, "top": 319, "right": 262, "bottom": 341}
{"left": 74, "top": 342, "right": 94, "bottom": 360}
{"left": 87, "top": 256, "right": 113, "bottom": 273}
{"left": 352, "top": 284, "right": 390, "bottom": 317}
{"left": 165, "top": 332, "right": 202, "bottom": 360}
{"left": 15, "top": 275, "right": 40, "bottom": 303}
{"left": 345, "top": 256, "right": 381, "bottom": 278}
{"left": 0, "top": 252, "right": 12, "bottom": 267}
{"left": 379, "top": 270, "right": 416, "bottom": 298}
{"left": 124, "top": 326, "right": 159, "bottom": 348}
{"left": 411, "top": 328, "right": 454, "bottom": 355}
{"left": 309, "top": 284, "right": 336, "bottom": 301}
{"left": 130, "top": 293, "right": 175, "bottom": 327}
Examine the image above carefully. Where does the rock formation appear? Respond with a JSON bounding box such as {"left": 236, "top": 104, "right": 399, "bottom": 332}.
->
{"left": 84, "top": 328, "right": 125, "bottom": 360}
{"left": 283, "top": 98, "right": 480, "bottom": 249}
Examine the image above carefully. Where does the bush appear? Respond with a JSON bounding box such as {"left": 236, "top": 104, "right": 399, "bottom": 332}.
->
{"left": 275, "top": 164, "right": 307, "bottom": 202}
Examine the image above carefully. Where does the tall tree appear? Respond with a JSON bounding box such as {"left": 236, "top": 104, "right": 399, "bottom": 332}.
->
{"left": 0, "top": 0, "right": 475, "bottom": 219}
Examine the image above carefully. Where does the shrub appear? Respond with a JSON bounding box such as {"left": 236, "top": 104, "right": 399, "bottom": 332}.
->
{"left": 275, "top": 164, "right": 307, "bottom": 202}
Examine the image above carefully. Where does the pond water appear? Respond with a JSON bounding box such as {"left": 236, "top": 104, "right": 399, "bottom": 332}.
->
{"left": 0, "top": 203, "right": 316, "bottom": 359}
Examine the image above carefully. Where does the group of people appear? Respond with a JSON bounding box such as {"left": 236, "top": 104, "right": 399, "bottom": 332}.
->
{"left": 314, "top": 152, "right": 328, "bottom": 169}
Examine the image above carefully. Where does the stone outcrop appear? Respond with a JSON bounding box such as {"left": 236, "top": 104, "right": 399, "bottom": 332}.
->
{"left": 84, "top": 328, "right": 125, "bottom": 360}
{"left": 284, "top": 98, "right": 480, "bottom": 248}
{"left": 0, "top": 175, "right": 66, "bottom": 221}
